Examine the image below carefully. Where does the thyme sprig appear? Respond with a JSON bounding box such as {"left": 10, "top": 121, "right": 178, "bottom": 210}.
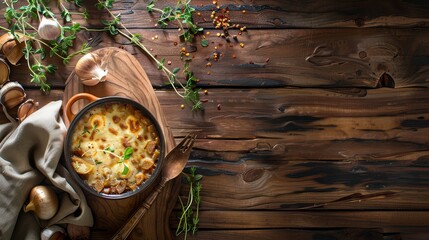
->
{"left": 2, "top": 0, "right": 90, "bottom": 92}
{"left": 176, "top": 166, "right": 202, "bottom": 239}
{"left": 96, "top": 0, "right": 203, "bottom": 111}
{"left": 147, "top": 0, "right": 203, "bottom": 43}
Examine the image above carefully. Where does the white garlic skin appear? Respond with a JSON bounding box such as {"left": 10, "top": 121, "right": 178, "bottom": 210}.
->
{"left": 38, "top": 17, "right": 61, "bottom": 41}
{"left": 24, "top": 185, "right": 59, "bottom": 220}
{"left": 75, "top": 53, "right": 108, "bottom": 86}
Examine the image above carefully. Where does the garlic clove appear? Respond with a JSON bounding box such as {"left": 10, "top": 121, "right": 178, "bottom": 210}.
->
{"left": 0, "top": 81, "right": 26, "bottom": 110}
{"left": 41, "top": 225, "right": 66, "bottom": 240}
{"left": 0, "top": 58, "right": 10, "bottom": 86}
{"left": 0, "top": 33, "right": 28, "bottom": 65}
{"left": 17, "top": 99, "right": 39, "bottom": 122}
{"left": 38, "top": 16, "right": 61, "bottom": 41}
{"left": 2, "top": 40, "right": 26, "bottom": 65}
{"left": 23, "top": 185, "right": 59, "bottom": 220}
{"left": 75, "top": 52, "right": 108, "bottom": 86}
{"left": 0, "top": 33, "right": 12, "bottom": 49}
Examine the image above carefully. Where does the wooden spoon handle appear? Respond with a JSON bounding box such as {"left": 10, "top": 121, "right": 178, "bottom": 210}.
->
{"left": 111, "top": 180, "right": 166, "bottom": 240}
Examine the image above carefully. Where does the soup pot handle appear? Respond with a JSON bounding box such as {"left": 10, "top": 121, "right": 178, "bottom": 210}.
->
{"left": 65, "top": 93, "right": 99, "bottom": 121}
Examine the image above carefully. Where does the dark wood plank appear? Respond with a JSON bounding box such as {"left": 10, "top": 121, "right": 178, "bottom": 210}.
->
{"left": 177, "top": 158, "right": 429, "bottom": 210}
{"left": 174, "top": 229, "right": 400, "bottom": 240}
{"left": 170, "top": 210, "right": 429, "bottom": 229}
{"left": 88, "top": 227, "right": 429, "bottom": 240}
{"left": 99, "top": 0, "right": 429, "bottom": 29}
{"left": 4, "top": 0, "right": 429, "bottom": 29}
{"left": 9, "top": 28, "right": 429, "bottom": 89}
{"left": 157, "top": 88, "right": 429, "bottom": 140}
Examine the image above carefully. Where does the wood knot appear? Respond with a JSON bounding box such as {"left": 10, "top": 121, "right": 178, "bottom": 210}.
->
{"left": 306, "top": 46, "right": 344, "bottom": 66}
{"left": 358, "top": 51, "right": 367, "bottom": 59}
{"left": 376, "top": 73, "right": 395, "bottom": 88}
{"left": 243, "top": 168, "right": 264, "bottom": 182}
{"left": 355, "top": 17, "right": 365, "bottom": 27}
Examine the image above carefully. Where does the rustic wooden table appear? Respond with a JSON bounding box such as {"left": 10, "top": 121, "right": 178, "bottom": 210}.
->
{"left": 2, "top": 0, "right": 429, "bottom": 239}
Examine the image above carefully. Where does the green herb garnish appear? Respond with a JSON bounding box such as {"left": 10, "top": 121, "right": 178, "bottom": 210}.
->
{"left": 122, "top": 164, "right": 129, "bottom": 175}
{"left": 123, "top": 147, "right": 133, "bottom": 160}
{"left": 104, "top": 146, "right": 115, "bottom": 153}
{"left": 176, "top": 167, "right": 203, "bottom": 239}
{"left": 82, "top": 127, "right": 90, "bottom": 135}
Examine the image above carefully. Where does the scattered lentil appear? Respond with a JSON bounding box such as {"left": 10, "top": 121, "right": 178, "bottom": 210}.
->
{"left": 217, "top": 104, "right": 221, "bottom": 110}
{"left": 167, "top": 60, "right": 172, "bottom": 65}
{"left": 240, "top": 43, "right": 244, "bottom": 48}
{"left": 204, "top": 89, "right": 208, "bottom": 95}
{"left": 180, "top": 104, "right": 185, "bottom": 109}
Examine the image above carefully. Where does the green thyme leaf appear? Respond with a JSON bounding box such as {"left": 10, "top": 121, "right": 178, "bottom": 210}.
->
{"left": 172, "top": 67, "right": 180, "bottom": 74}
{"left": 201, "top": 39, "right": 209, "bottom": 47}
{"left": 122, "top": 164, "right": 129, "bottom": 175}
{"left": 104, "top": 146, "right": 115, "bottom": 153}
{"left": 147, "top": 0, "right": 154, "bottom": 12}
{"left": 82, "top": 127, "right": 90, "bottom": 135}
{"left": 123, "top": 147, "right": 133, "bottom": 160}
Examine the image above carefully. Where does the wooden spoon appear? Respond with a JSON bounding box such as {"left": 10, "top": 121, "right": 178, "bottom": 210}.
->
{"left": 111, "top": 133, "right": 197, "bottom": 240}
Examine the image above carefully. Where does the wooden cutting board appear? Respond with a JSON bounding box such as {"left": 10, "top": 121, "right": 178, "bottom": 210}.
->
{"left": 62, "top": 47, "right": 178, "bottom": 240}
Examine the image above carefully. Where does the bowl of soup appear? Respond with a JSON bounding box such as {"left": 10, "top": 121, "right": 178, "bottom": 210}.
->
{"left": 63, "top": 93, "right": 165, "bottom": 199}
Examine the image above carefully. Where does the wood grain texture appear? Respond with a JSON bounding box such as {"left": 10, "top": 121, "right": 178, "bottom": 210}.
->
{"left": 4, "top": 0, "right": 429, "bottom": 29}
{"left": 62, "top": 47, "right": 177, "bottom": 240}
{"left": 8, "top": 28, "right": 429, "bottom": 89}
{"left": 3, "top": 1, "right": 429, "bottom": 239}
{"left": 169, "top": 210, "right": 429, "bottom": 229}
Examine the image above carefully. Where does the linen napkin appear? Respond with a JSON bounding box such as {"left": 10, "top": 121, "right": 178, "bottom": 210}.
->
{"left": 0, "top": 100, "right": 93, "bottom": 240}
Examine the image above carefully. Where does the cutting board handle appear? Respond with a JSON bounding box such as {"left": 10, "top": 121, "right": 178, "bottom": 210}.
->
{"left": 65, "top": 93, "right": 99, "bottom": 121}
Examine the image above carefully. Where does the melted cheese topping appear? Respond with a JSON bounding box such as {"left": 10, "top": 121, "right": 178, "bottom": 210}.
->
{"left": 70, "top": 102, "right": 160, "bottom": 194}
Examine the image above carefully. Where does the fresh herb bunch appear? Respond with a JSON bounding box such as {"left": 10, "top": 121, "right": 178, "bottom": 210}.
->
{"left": 96, "top": 0, "right": 203, "bottom": 111}
{"left": 147, "top": 0, "right": 203, "bottom": 43}
{"left": 176, "top": 166, "right": 203, "bottom": 239}
{"left": 1, "top": 0, "right": 90, "bottom": 92}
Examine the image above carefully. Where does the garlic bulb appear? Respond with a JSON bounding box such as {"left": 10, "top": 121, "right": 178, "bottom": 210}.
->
{"left": 75, "top": 52, "right": 108, "bottom": 86}
{"left": 38, "top": 16, "right": 61, "bottom": 41}
{"left": 24, "top": 185, "right": 59, "bottom": 220}
{"left": 41, "top": 225, "right": 66, "bottom": 240}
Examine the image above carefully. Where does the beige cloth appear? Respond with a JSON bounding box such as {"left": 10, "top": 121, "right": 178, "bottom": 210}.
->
{"left": 0, "top": 101, "right": 93, "bottom": 240}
